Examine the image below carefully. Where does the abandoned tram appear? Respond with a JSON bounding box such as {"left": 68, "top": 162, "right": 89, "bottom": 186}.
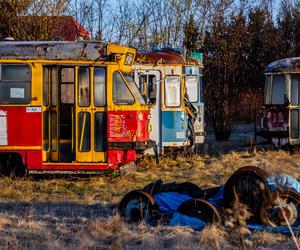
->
{"left": 257, "top": 57, "right": 300, "bottom": 147}
{"left": 0, "top": 41, "right": 152, "bottom": 175}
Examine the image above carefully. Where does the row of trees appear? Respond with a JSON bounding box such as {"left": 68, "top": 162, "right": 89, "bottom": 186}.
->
{"left": 0, "top": 0, "right": 299, "bottom": 140}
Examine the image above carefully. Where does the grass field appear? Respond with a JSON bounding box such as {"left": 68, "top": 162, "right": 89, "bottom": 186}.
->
{"left": 0, "top": 150, "right": 299, "bottom": 249}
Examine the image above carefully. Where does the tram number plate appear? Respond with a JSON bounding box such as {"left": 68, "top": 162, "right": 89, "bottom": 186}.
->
{"left": 176, "top": 132, "right": 185, "bottom": 139}
{"left": 26, "top": 107, "right": 42, "bottom": 113}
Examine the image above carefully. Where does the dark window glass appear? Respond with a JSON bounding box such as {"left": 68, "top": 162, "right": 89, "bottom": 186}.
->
{"left": 0, "top": 64, "right": 31, "bottom": 104}
{"left": 138, "top": 74, "right": 156, "bottom": 104}
{"left": 51, "top": 112, "right": 57, "bottom": 151}
{"left": 2, "top": 64, "right": 30, "bottom": 81}
{"left": 43, "top": 111, "right": 49, "bottom": 151}
{"left": 51, "top": 67, "right": 57, "bottom": 106}
{"left": 78, "top": 112, "right": 91, "bottom": 152}
{"left": 113, "top": 72, "right": 134, "bottom": 104}
{"left": 95, "top": 112, "right": 107, "bottom": 152}
{"left": 43, "top": 68, "right": 49, "bottom": 106}
{"left": 78, "top": 67, "right": 90, "bottom": 107}
{"left": 271, "top": 75, "right": 285, "bottom": 105}
{"left": 291, "top": 76, "right": 300, "bottom": 105}
{"left": 291, "top": 109, "right": 299, "bottom": 139}
{"left": 265, "top": 75, "right": 272, "bottom": 104}
{"left": 61, "top": 68, "right": 74, "bottom": 83}
{"left": 199, "top": 76, "right": 204, "bottom": 103}
{"left": 60, "top": 67, "right": 74, "bottom": 104}
{"left": 61, "top": 84, "right": 74, "bottom": 104}
{"left": 94, "top": 67, "right": 106, "bottom": 106}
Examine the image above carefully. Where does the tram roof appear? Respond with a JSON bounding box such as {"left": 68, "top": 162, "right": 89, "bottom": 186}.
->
{"left": 265, "top": 57, "right": 300, "bottom": 73}
{"left": 0, "top": 41, "right": 114, "bottom": 61}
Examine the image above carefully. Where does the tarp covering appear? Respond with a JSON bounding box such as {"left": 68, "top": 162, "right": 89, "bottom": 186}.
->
{"left": 152, "top": 175, "right": 300, "bottom": 234}
{"left": 169, "top": 212, "right": 206, "bottom": 230}
{"left": 153, "top": 192, "right": 191, "bottom": 215}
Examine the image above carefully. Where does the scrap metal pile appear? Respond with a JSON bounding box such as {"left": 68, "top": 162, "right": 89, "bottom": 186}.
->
{"left": 118, "top": 166, "right": 300, "bottom": 232}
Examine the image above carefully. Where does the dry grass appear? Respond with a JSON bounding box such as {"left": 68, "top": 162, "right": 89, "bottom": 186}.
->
{"left": 199, "top": 224, "right": 228, "bottom": 249}
{"left": 0, "top": 150, "right": 298, "bottom": 248}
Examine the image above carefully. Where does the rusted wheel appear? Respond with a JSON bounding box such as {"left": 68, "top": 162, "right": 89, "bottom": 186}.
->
{"left": 223, "top": 166, "right": 271, "bottom": 223}
{"left": 118, "top": 190, "right": 161, "bottom": 223}
{"left": 177, "top": 199, "right": 222, "bottom": 224}
{"left": 260, "top": 188, "right": 300, "bottom": 227}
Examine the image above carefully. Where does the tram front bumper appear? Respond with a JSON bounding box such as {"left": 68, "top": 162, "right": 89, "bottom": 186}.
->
{"left": 256, "top": 129, "right": 289, "bottom": 138}
{"left": 108, "top": 140, "right": 156, "bottom": 150}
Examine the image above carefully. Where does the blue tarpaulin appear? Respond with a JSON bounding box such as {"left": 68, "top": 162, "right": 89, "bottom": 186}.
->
{"left": 153, "top": 192, "right": 191, "bottom": 215}
{"left": 151, "top": 175, "right": 300, "bottom": 233}
{"left": 169, "top": 212, "right": 206, "bottom": 230}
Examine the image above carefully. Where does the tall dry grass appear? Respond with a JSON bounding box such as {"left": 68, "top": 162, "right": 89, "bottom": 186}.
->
{"left": 0, "top": 150, "right": 298, "bottom": 248}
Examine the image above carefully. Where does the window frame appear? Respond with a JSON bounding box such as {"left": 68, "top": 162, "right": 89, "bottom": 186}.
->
{"left": 164, "top": 75, "right": 182, "bottom": 108}
{"left": 78, "top": 66, "right": 91, "bottom": 107}
{"left": 271, "top": 74, "right": 286, "bottom": 105}
{"left": 0, "top": 63, "right": 32, "bottom": 104}
{"left": 94, "top": 66, "right": 107, "bottom": 107}
{"left": 60, "top": 66, "right": 75, "bottom": 104}
{"left": 112, "top": 71, "right": 135, "bottom": 105}
{"left": 185, "top": 75, "right": 199, "bottom": 103}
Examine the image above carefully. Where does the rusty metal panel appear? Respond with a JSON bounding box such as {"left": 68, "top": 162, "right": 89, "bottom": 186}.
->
{"left": 0, "top": 41, "right": 106, "bottom": 61}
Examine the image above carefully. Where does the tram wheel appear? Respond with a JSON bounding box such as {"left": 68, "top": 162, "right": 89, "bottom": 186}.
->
{"left": 223, "top": 166, "right": 271, "bottom": 223}
{"left": 260, "top": 188, "right": 300, "bottom": 227}
{"left": 177, "top": 199, "right": 222, "bottom": 224}
{"left": 8, "top": 154, "right": 26, "bottom": 177}
{"left": 118, "top": 190, "right": 161, "bottom": 224}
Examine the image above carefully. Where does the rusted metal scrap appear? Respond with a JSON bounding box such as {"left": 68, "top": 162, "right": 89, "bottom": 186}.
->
{"left": 118, "top": 166, "right": 300, "bottom": 230}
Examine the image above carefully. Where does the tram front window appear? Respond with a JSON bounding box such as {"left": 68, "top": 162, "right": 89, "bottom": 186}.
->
{"left": 265, "top": 74, "right": 286, "bottom": 105}
{"left": 123, "top": 73, "right": 146, "bottom": 105}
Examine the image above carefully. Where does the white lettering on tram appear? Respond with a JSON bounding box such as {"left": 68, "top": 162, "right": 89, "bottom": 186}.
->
{"left": 0, "top": 110, "right": 7, "bottom": 145}
{"left": 26, "top": 107, "right": 42, "bottom": 113}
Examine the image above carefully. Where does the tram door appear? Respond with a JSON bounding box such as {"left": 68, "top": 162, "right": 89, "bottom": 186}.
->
{"left": 75, "top": 67, "right": 107, "bottom": 163}
{"left": 134, "top": 70, "right": 161, "bottom": 154}
{"left": 43, "top": 66, "right": 75, "bottom": 162}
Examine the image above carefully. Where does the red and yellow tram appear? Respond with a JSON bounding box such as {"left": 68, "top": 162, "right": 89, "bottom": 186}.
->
{"left": 0, "top": 41, "right": 152, "bottom": 175}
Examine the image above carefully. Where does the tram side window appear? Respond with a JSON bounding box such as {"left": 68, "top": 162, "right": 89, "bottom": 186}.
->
{"left": 291, "top": 76, "right": 300, "bottom": 105}
{"left": 186, "top": 76, "right": 198, "bottom": 103}
{"left": 78, "top": 67, "right": 90, "bottom": 107}
{"left": 138, "top": 75, "right": 156, "bottom": 105}
{"left": 271, "top": 75, "right": 285, "bottom": 105}
{"left": 291, "top": 110, "right": 300, "bottom": 139}
{"left": 113, "top": 72, "right": 134, "bottom": 105}
{"left": 0, "top": 64, "right": 31, "bottom": 104}
{"left": 94, "top": 67, "right": 106, "bottom": 106}
{"left": 61, "top": 67, "right": 74, "bottom": 104}
{"left": 165, "top": 76, "right": 181, "bottom": 107}
{"left": 199, "top": 76, "right": 204, "bottom": 103}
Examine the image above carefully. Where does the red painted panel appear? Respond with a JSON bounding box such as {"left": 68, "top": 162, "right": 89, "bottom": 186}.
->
{"left": 0, "top": 107, "right": 42, "bottom": 146}
{"left": 107, "top": 110, "right": 150, "bottom": 142}
{"left": 26, "top": 150, "right": 43, "bottom": 168}
{"left": 108, "top": 149, "right": 136, "bottom": 164}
